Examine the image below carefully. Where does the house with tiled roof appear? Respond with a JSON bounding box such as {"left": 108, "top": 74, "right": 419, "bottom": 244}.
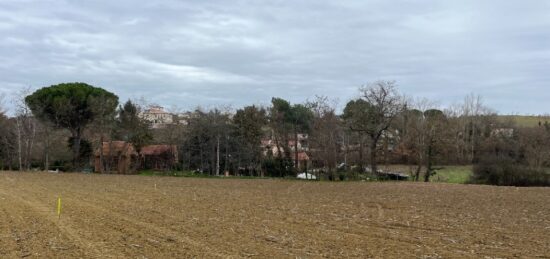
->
{"left": 140, "top": 105, "right": 174, "bottom": 129}
{"left": 94, "top": 141, "right": 178, "bottom": 174}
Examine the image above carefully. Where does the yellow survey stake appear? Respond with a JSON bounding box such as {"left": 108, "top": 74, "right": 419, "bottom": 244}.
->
{"left": 57, "top": 197, "right": 61, "bottom": 219}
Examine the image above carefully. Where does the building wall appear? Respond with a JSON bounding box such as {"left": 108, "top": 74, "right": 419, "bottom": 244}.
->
{"left": 94, "top": 155, "right": 133, "bottom": 174}
{"left": 140, "top": 106, "right": 174, "bottom": 127}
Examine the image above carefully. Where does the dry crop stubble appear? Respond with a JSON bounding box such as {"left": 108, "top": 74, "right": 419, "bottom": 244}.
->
{"left": 0, "top": 172, "right": 549, "bottom": 258}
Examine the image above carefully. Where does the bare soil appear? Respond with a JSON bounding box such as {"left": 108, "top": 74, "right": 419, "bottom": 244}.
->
{"left": 0, "top": 172, "right": 549, "bottom": 258}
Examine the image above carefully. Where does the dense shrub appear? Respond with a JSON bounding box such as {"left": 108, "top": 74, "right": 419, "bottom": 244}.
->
{"left": 471, "top": 133, "right": 550, "bottom": 187}
{"left": 261, "top": 157, "right": 294, "bottom": 177}
{"left": 472, "top": 159, "right": 550, "bottom": 187}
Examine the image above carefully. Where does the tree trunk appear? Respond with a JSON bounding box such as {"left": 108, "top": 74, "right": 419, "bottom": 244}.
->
{"left": 424, "top": 142, "right": 433, "bottom": 182}
{"left": 16, "top": 121, "right": 22, "bottom": 171}
{"left": 295, "top": 127, "right": 302, "bottom": 177}
{"left": 358, "top": 135, "right": 364, "bottom": 173}
{"left": 72, "top": 128, "right": 82, "bottom": 171}
{"left": 98, "top": 135, "right": 104, "bottom": 173}
{"left": 199, "top": 141, "right": 204, "bottom": 173}
{"left": 274, "top": 134, "right": 284, "bottom": 177}
{"left": 370, "top": 136, "right": 378, "bottom": 178}
{"left": 27, "top": 124, "right": 36, "bottom": 171}
{"left": 343, "top": 132, "right": 348, "bottom": 171}
{"left": 414, "top": 164, "right": 422, "bottom": 181}
{"left": 470, "top": 120, "right": 476, "bottom": 163}
{"left": 215, "top": 135, "right": 220, "bottom": 176}
{"left": 44, "top": 132, "right": 50, "bottom": 171}
{"left": 224, "top": 134, "right": 229, "bottom": 174}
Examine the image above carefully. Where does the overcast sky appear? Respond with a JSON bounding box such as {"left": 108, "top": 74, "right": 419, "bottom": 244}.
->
{"left": 1, "top": 0, "right": 549, "bottom": 114}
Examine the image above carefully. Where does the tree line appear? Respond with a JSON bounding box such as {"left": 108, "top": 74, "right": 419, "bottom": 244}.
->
{"left": 0, "top": 81, "right": 549, "bottom": 186}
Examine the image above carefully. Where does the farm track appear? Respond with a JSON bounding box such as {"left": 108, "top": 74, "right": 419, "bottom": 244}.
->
{"left": 0, "top": 172, "right": 549, "bottom": 258}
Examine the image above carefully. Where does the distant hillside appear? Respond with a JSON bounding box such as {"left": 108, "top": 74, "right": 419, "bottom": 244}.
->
{"left": 498, "top": 115, "right": 550, "bottom": 128}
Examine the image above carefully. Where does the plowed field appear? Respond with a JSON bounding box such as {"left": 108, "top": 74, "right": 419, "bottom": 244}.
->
{"left": 0, "top": 172, "right": 548, "bottom": 258}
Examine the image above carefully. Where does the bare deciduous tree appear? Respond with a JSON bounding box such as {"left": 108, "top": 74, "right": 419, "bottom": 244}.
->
{"left": 13, "top": 88, "right": 37, "bottom": 171}
{"left": 308, "top": 96, "right": 342, "bottom": 180}
{"left": 344, "top": 81, "right": 406, "bottom": 177}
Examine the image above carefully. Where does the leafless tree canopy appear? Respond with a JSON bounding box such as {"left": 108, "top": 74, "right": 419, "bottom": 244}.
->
{"left": 359, "top": 81, "right": 405, "bottom": 133}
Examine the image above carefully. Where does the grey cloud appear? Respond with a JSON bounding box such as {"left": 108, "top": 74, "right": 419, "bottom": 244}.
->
{"left": 0, "top": 0, "right": 549, "bottom": 114}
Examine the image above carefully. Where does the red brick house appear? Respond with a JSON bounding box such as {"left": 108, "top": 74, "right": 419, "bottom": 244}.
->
{"left": 140, "top": 145, "right": 178, "bottom": 171}
{"left": 94, "top": 141, "right": 178, "bottom": 174}
{"left": 94, "top": 141, "right": 137, "bottom": 174}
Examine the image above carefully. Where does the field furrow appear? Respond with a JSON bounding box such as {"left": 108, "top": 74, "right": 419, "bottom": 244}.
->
{"left": 0, "top": 172, "right": 549, "bottom": 258}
